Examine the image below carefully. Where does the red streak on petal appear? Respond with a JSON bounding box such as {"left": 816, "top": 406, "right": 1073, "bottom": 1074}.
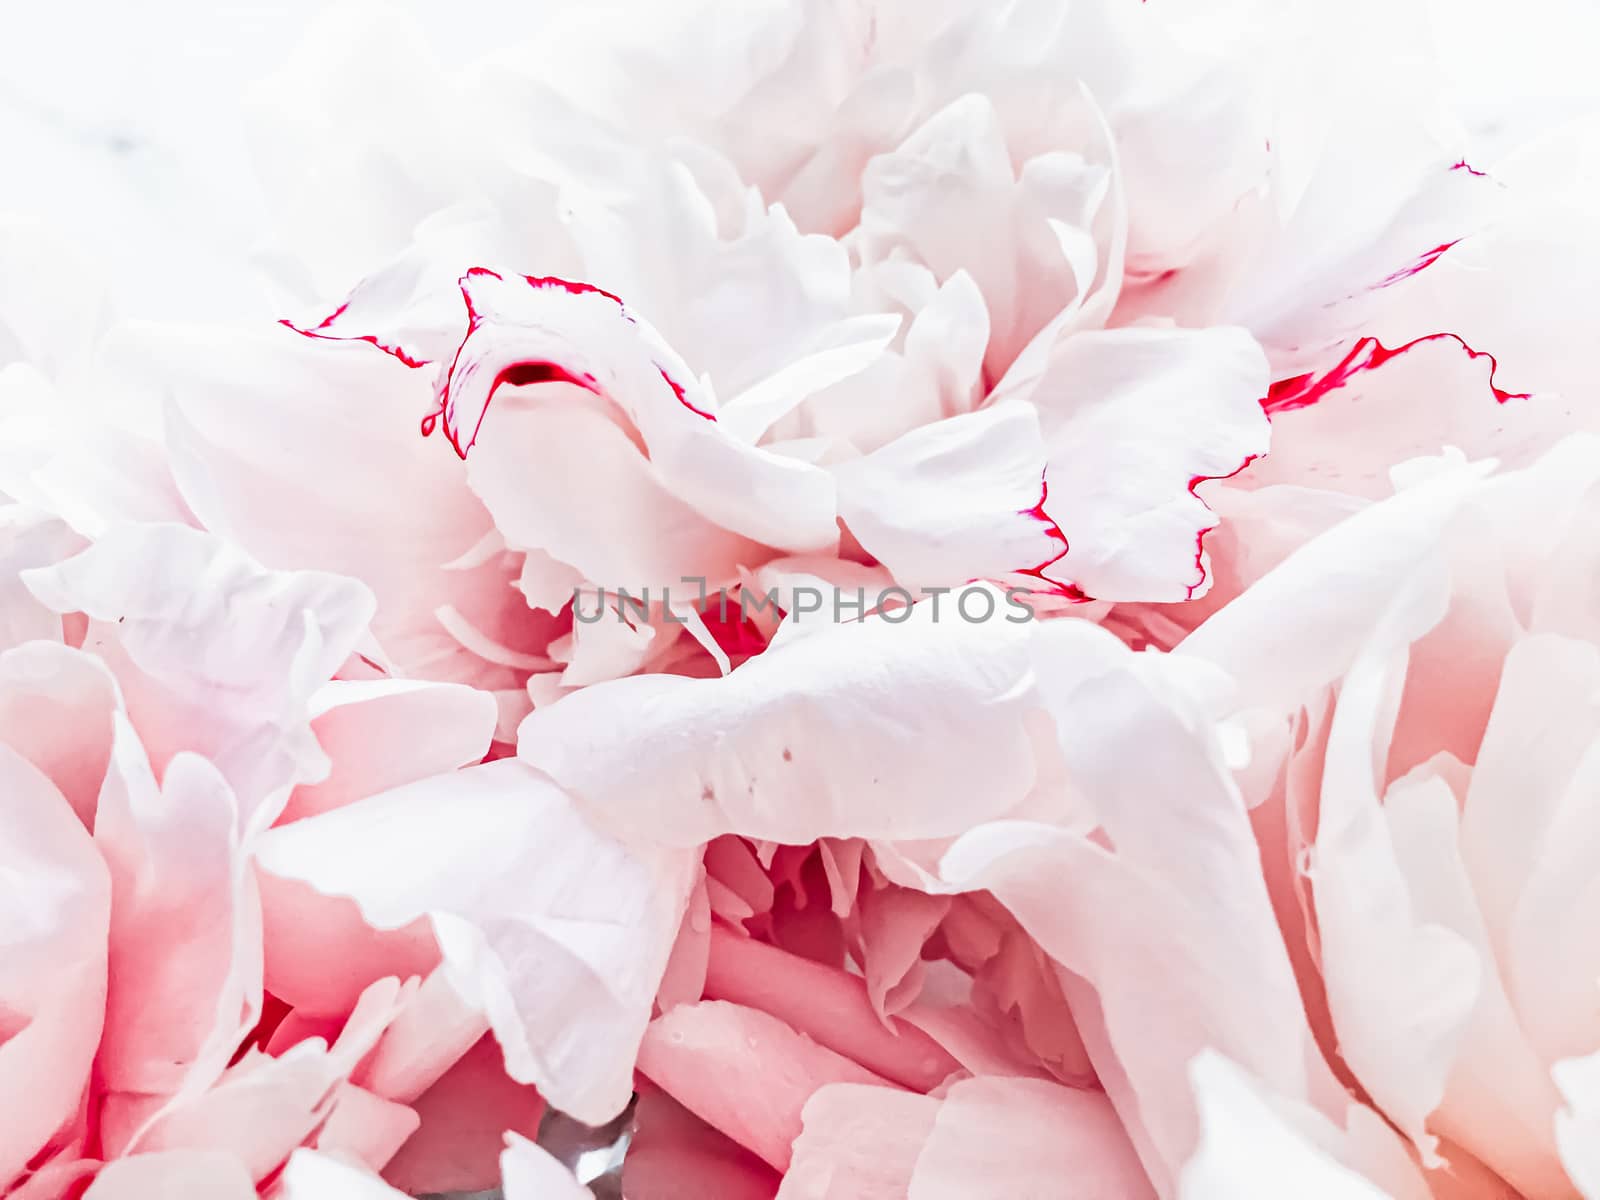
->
{"left": 517, "top": 272, "right": 627, "bottom": 305}
{"left": 1451, "top": 159, "right": 1489, "bottom": 178}
{"left": 1263, "top": 332, "right": 1532, "bottom": 416}
{"left": 1015, "top": 473, "right": 1088, "bottom": 601}
{"left": 518, "top": 272, "right": 715, "bottom": 420}
{"left": 438, "top": 268, "right": 717, "bottom": 458}
{"left": 655, "top": 363, "right": 718, "bottom": 421}
{"left": 1374, "top": 239, "right": 1461, "bottom": 289}
{"left": 278, "top": 317, "right": 433, "bottom": 370}
{"left": 1183, "top": 452, "right": 1263, "bottom": 600}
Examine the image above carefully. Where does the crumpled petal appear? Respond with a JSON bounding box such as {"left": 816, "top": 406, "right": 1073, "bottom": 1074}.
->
{"left": 95, "top": 715, "right": 261, "bottom": 1120}
{"left": 255, "top": 758, "right": 696, "bottom": 1124}
{"left": 517, "top": 594, "right": 1050, "bottom": 845}
{"left": 992, "top": 325, "right": 1271, "bottom": 601}
{"left": 0, "top": 744, "right": 110, "bottom": 1188}
{"left": 780, "top": 1076, "right": 1152, "bottom": 1199}
{"left": 636, "top": 999, "right": 889, "bottom": 1171}
{"left": 832, "top": 403, "right": 1070, "bottom": 594}
{"left": 1179, "top": 1053, "right": 1424, "bottom": 1200}
{"left": 21, "top": 523, "right": 375, "bottom": 820}
{"left": 278, "top": 677, "right": 496, "bottom": 824}
{"left": 81, "top": 1151, "right": 256, "bottom": 1200}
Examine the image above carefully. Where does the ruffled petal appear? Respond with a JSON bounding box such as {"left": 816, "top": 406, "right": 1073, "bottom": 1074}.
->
{"left": 517, "top": 596, "right": 1049, "bottom": 846}
{"left": 255, "top": 759, "right": 696, "bottom": 1124}
{"left": 21, "top": 523, "right": 374, "bottom": 819}
{"left": 993, "top": 326, "right": 1271, "bottom": 601}
{"left": 0, "top": 745, "right": 110, "bottom": 1187}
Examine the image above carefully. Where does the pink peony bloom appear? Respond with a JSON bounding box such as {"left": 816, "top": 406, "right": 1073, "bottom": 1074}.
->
{"left": 1177, "top": 435, "right": 1600, "bottom": 1197}
{"left": 3, "top": 0, "right": 1597, "bottom": 1197}
{"left": 0, "top": 524, "right": 593, "bottom": 1197}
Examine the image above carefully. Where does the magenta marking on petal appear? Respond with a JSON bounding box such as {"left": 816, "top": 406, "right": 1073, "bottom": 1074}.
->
{"left": 1372, "top": 239, "right": 1463, "bottom": 290}
{"left": 1263, "top": 331, "right": 1533, "bottom": 417}
{"left": 1451, "top": 159, "right": 1490, "bottom": 178}
{"left": 278, "top": 317, "right": 434, "bottom": 370}
{"left": 514, "top": 274, "right": 714, "bottom": 418}
{"left": 654, "top": 364, "right": 717, "bottom": 422}
{"left": 1182, "top": 452, "right": 1264, "bottom": 600}
{"left": 1014, "top": 474, "right": 1088, "bottom": 601}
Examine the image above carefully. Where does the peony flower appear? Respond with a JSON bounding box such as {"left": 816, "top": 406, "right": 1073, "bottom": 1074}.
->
{"left": 9, "top": 0, "right": 1498, "bottom": 735}
{"left": 0, "top": 523, "right": 596, "bottom": 1198}
{"left": 2, "top": 0, "right": 1595, "bottom": 1197}
{"left": 1179, "top": 434, "right": 1600, "bottom": 1197}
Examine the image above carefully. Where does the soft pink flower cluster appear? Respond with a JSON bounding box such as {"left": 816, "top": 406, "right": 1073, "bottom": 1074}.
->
{"left": 3, "top": 1, "right": 1599, "bottom": 1197}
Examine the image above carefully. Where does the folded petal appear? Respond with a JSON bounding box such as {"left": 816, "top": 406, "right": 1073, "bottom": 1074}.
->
{"left": 0, "top": 745, "right": 110, "bottom": 1187}
{"left": 832, "top": 404, "right": 1070, "bottom": 594}
{"left": 22, "top": 523, "right": 375, "bottom": 819}
{"left": 636, "top": 1000, "right": 889, "bottom": 1171}
{"left": 993, "top": 326, "right": 1270, "bottom": 601}
{"left": 255, "top": 759, "right": 696, "bottom": 1124}
{"left": 81, "top": 1151, "right": 255, "bottom": 1200}
{"left": 518, "top": 596, "right": 1049, "bottom": 845}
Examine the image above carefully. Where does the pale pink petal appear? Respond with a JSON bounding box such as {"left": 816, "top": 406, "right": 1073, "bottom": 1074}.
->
{"left": 908, "top": 1077, "right": 1152, "bottom": 1199}
{"left": 636, "top": 999, "right": 890, "bottom": 1171}
{"left": 126, "top": 1043, "right": 328, "bottom": 1183}
{"left": 463, "top": 391, "right": 766, "bottom": 597}
{"left": 279, "top": 1147, "right": 413, "bottom": 1200}
{"left": 138, "top": 324, "right": 533, "bottom": 692}
{"left": 703, "top": 925, "right": 958, "bottom": 1092}
{"left": 656, "top": 870, "right": 712, "bottom": 1014}
{"left": 312, "top": 1084, "right": 420, "bottom": 1174}
{"left": 1381, "top": 770, "right": 1568, "bottom": 1196}
{"left": 21, "top": 523, "right": 375, "bottom": 820}
{"left": 517, "top": 597, "right": 1048, "bottom": 846}
{"left": 1367, "top": 114, "right": 1600, "bottom": 392}
{"left": 1252, "top": 335, "right": 1540, "bottom": 497}
{"left": 0, "top": 641, "right": 117, "bottom": 826}
{"left": 778, "top": 1084, "right": 939, "bottom": 1200}
{"left": 278, "top": 678, "right": 496, "bottom": 824}
{"left": 781, "top": 1077, "right": 1151, "bottom": 1200}
{"left": 1180, "top": 1053, "right": 1426, "bottom": 1200}
{"left": 0, "top": 745, "right": 110, "bottom": 1188}
{"left": 1310, "top": 628, "right": 1480, "bottom": 1161}
{"left": 1555, "top": 1051, "right": 1600, "bottom": 1200}
{"left": 501, "top": 1131, "right": 595, "bottom": 1200}
{"left": 1178, "top": 460, "right": 1491, "bottom": 711}
{"left": 304, "top": 266, "right": 839, "bottom": 559}
{"left": 81, "top": 1151, "right": 255, "bottom": 1200}
{"left": 95, "top": 716, "right": 262, "bottom": 1109}
{"left": 992, "top": 326, "right": 1270, "bottom": 601}
{"left": 854, "top": 92, "right": 1114, "bottom": 378}
{"left": 9, "top": 1155, "right": 98, "bottom": 1200}
{"left": 0, "top": 508, "right": 84, "bottom": 652}
{"left": 857, "top": 885, "right": 949, "bottom": 1021}
{"left": 1460, "top": 636, "right": 1600, "bottom": 968}
{"left": 353, "top": 967, "right": 489, "bottom": 1104}
{"left": 130, "top": 979, "right": 406, "bottom": 1179}
{"left": 256, "top": 870, "right": 438, "bottom": 1019}
{"left": 930, "top": 620, "right": 1344, "bottom": 1192}
{"left": 832, "top": 403, "right": 1070, "bottom": 594}
{"left": 255, "top": 759, "right": 696, "bottom": 1124}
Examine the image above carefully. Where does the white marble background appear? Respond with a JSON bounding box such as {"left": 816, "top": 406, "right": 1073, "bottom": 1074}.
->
{"left": 3, "top": 0, "right": 1598, "bottom": 326}
{"left": 0, "top": 0, "right": 543, "bottom": 322}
